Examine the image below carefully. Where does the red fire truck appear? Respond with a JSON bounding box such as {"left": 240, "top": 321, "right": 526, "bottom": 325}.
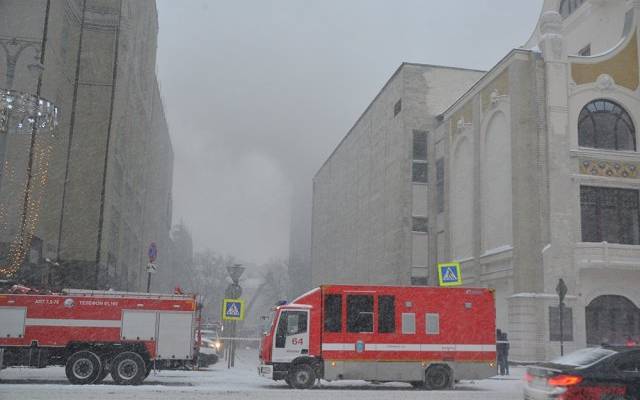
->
{"left": 0, "top": 289, "right": 198, "bottom": 385}
{"left": 258, "top": 285, "right": 496, "bottom": 389}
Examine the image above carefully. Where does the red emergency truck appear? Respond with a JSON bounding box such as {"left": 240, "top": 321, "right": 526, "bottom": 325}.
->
{"left": 0, "top": 289, "right": 198, "bottom": 385}
{"left": 258, "top": 285, "right": 496, "bottom": 389}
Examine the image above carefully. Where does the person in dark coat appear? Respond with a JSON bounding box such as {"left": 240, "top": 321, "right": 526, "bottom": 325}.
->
{"left": 496, "top": 330, "right": 510, "bottom": 376}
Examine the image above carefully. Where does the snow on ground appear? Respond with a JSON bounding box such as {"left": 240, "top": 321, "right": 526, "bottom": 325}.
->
{"left": 0, "top": 349, "right": 524, "bottom": 400}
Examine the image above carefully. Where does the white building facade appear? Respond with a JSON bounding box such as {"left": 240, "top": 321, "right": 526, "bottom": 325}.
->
{"left": 312, "top": 0, "right": 640, "bottom": 361}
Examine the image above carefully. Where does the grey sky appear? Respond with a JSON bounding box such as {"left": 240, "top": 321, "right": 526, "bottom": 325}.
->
{"left": 155, "top": 0, "right": 542, "bottom": 264}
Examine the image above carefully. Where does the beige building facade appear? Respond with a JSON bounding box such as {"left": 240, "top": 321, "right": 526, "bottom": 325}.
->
{"left": 0, "top": 0, "right": 173, "bottom": 291}
{"left": 312, "top": 0, "right": 640, "bottom": 361}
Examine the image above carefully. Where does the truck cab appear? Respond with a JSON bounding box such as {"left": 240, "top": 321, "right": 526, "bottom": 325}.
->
{"left": 259, "top": 303, "right": 317, "bottom": 387}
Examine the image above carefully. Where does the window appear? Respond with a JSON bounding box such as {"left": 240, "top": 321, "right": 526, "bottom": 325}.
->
{"left": 412, "top": 162, "right": 428, "bottom": 183}
{"left": 559, "top": 0, "right": 586, "bottom": 19}
{"left": 549, "top": 306, "right": 574, "bottom": 342}
{"left": 324, "top": 294, "right": 342, "bottom": 333}
{"left": 347, "top": 295, "right": 373, "bottom": 333}
{"left": 411, "top": 276, "right": 428, "bottom": 285}
{"left": 436, "top": 158, "right": 445, "bottom": 213}
{"left": 413, "top": 130, "right": 428, "bottom": 183}
{"left": 394, "top": 99, "right": 402, "bottom": 117}
{"left": 402, "top": 313, "right": 416, "bottom": 334}
{"left": 578, "top": 44, "right": 591, "bottom": 56}
{"left": 426, "top": 313, "right": 440, "bottom": 335}
{"left": 378, "top": 296, "right": 395, "bottom": 333}
{"left": 275, "top": 310, "right": 308, "bottom": 348}
{"left": 581, "top": 186, "right": 640, "bottom": 245}
{"left": 412, "top": 217, "right": 428, "bottom": 233}
{"left": 413, "top": 130, "right": 427, "bottom": 160}
{"left": 578, "top": 99, "right": 636, "bottom": 151}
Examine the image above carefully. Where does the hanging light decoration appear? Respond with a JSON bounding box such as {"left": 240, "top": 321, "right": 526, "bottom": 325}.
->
{"left": 0, "top": 89, "right": 59, "bottom": 136}
{"left": 0, "top": 89, "right": 59, "bottom": 278}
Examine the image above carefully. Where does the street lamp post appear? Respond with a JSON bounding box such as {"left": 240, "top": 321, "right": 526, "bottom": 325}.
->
{"left": 225, "top": 263, "right": 244, "bottom": 368}
{"left": 556, "top": 278, "right": 568, "bottom": 356}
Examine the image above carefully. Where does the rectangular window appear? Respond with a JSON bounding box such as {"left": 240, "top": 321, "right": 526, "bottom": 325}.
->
{"left": 324, "top": 295, "right": 342, "bottom": 333}
{"left": 411, "top": 277, "right": 428, "bottom": 285}
{"left": 549, "top": 306, "right": 574, "bottom": 342}
{"left": 412, "top": 217, "right": 428, "bottom": 233}
{"left": 580, "top": 186, "right": 640, "bottom": 245}
{"left": 402, "top": 313, "right": 416, "bottom": 334}
{"left": 347, "top": 295, "right": 373, "bottom": 333}
{"left": 426, "top": 313, "right": 440, "bottom": 335}
{"left": 378, "top": 296, "right": 395, "bottom": 333}
{"left": 412, "top": 162, "right": 428, "bottom": 183}
{"left": 394, "top": 99, "right": 402, "bottom": 117}
{"left": 413, "top": 130, "right": 428, "bottom": 160}
{"left": 578, "top": 44, "right": 591, "bottom": 56}
{"left": 436, "top": 158, "right": 445, "bottom": 213}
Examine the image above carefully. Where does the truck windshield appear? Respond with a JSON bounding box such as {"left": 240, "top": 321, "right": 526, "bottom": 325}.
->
{"left": 262, "top": 310, "right": 276, "bottom": 335}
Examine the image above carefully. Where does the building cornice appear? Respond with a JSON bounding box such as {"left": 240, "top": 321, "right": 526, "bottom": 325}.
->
{"left": 439, "top": 49, "right": 532, "bottom": 122}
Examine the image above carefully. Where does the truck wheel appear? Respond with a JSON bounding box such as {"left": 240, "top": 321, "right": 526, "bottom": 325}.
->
{"left": 288, "top": 364, "right": 316, "bottom": 389}
{"left": 93, "top": 357, "right": 111, "bottom": 384}
{"left": 144, "top": 362, "right": 153, "bottom": 379}
{"left": 65, "top": 350, "right": 102, "bottom": 385}
{"left": 110, "top": 352, "right": 147, "bottom": 385}
{"left": 424, "top": 365, "right": 451, "bottom": 390}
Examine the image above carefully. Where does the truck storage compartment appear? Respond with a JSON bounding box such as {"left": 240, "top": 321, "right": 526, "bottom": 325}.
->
{"left": 157, "top": 312, "right": 194, "bottom": 359}
{"left": 0, "top": 307, "right": 26, "bottom": 338}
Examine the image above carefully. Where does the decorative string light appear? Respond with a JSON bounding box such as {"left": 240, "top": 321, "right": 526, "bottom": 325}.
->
{"left": 0, "top": 89, "right": 58, "bottom": 278}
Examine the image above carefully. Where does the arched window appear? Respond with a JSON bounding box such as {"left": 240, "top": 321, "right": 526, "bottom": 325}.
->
{"left": 559, "top": 0, "right": 586, "bottom": 19}
{"left": 578, "top": 99, "right": 636, "bottom": 151}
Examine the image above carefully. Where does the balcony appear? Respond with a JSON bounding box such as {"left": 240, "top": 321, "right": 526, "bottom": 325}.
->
{"left": 574, "top": 242, "right": 640, "bottom": 271}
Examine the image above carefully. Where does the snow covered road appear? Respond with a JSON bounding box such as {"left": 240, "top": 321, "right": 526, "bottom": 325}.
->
{"left": 0, "top": 349, "right": 524, "bottom": 400}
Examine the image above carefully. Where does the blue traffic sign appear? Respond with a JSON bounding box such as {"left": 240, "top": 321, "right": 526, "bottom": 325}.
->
{"left": 437, "top": 262, "right": 463, "bottom": 287}
{"left": 148, "top": 242, "right": 158, "bottom": 263}
{"left": 222, "top": 298, "right": 245, "bottom": 321}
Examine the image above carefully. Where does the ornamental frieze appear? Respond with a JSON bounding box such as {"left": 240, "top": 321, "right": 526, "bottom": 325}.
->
{"left": 579, "top": 159, "right": 639, "bottom": 179}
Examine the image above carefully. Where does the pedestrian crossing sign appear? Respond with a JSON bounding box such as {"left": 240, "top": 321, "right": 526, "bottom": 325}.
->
{"left": 223, "top": 298, "right": 245, "bottom": 321}
{"left": 438, "top": 262, "right": 463, "bottom": 287}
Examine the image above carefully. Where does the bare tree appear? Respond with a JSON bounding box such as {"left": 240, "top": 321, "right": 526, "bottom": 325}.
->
{"left": 186, "top": 249, "right": 235, "bottom": 322}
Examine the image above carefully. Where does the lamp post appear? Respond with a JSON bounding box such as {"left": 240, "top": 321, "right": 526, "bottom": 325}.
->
{"left": 225, "top": 263, "right": 244, "bottom": 368}
{"left": 556, "top": 278, "right": 568, "bottom": 356}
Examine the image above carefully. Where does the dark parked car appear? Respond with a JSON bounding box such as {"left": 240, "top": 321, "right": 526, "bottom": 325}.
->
{"left": 524, "top": 346, "right": 640, "bottom": 400}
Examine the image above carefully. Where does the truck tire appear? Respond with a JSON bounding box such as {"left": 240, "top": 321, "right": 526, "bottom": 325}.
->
{"left": 65, "top": 350, "right": 102, "bottom": 385}
{"left": 94, "top": 357, "right": 111, "bottom": 384}
{"left": 94, "top": 366, "right": 110, "bottom": 384}
{"left": 288, "top": 363, "right": 316, "bottom": 389}
{"left": 144, "top": 362, "right": 153, "bottom": 379}
{"left": 424, "top": 365, "right": 451, "bottom": 390}
{"left": 284, "top": 376, "right": 293, "bottom": 388}
{"left": 110, "top": 352, "right": 147, "bottom": 385}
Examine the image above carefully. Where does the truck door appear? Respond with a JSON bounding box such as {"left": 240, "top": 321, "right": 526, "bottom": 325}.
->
{"left": 272, "top": 309, "right": 309, "bottom": 362}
